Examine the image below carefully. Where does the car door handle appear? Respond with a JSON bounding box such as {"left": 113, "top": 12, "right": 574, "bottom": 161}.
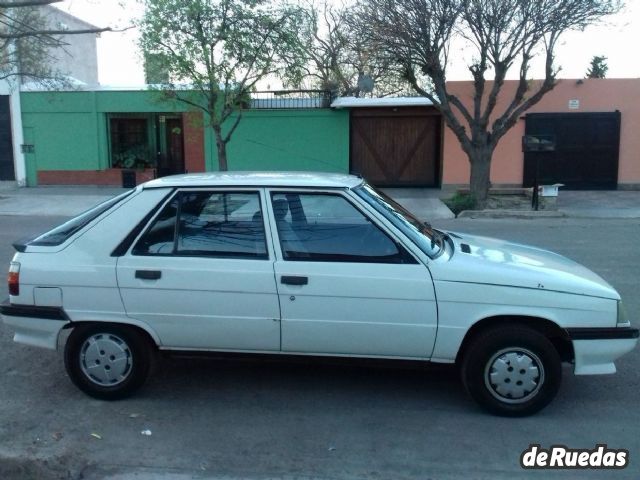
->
{"left": 135, "top": 270, "right": 162, "bottom": 280}
{"left": 281, "top": 275, "right": 308, "bottom": 286}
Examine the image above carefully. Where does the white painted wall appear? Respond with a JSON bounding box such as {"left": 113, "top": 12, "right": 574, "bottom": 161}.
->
{"left": 41, "top": 6, "right": 100, "bottom": 86}
{"left": 0, "top": 74, "right": 26, "bottom": 186}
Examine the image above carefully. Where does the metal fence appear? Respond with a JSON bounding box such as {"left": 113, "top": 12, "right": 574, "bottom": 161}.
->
{"left": 250, "top": 90, "right": 334, "bottom": 109}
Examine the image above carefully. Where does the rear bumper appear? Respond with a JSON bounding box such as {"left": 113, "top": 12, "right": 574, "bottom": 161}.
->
{"left": 0, "top": 301, "right": 68, "bottom": 321}
{"left": 567, "top": 327, "right": 639, "bottom": 375}
{"left": 1, "top": 301, "right": 69, "bottom": 350}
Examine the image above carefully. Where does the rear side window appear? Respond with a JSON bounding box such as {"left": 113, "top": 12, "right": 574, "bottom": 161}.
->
{"left": 133, "top": 191, "right": 267, "bottom": 259}
{"left": 28, "top": 190, "right": 134, "bottom": 247}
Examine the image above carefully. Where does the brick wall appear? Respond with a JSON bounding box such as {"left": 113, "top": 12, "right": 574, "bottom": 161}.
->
{"left": 183, "top": 112, "right": 205, "bottom": 173}
{"left": 38, "top": 168, "right": 156, "bottom": 186}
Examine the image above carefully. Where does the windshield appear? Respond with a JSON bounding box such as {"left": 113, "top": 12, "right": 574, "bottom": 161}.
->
{"left": 28, "top": 190, "right": 134, "bottom": 247}
{"left": 354, "top": 183, "right": 443, "bottom": 258}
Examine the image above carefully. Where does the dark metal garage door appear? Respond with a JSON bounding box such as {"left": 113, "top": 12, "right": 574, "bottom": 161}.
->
{"left": 523, "top": 112, "right": 620, "bottom": 190}
{"left": 350, "top": 107, "right": 441, "bottom": 187}
{"left": 0, "top": 95, "right": 15, "bottom": 181}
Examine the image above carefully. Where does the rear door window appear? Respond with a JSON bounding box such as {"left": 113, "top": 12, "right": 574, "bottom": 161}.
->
{"left": 133, "top": 190, "right": 267, "bottom": 259}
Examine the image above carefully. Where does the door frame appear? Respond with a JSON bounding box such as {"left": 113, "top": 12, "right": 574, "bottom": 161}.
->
{"left": 116, "top": 186, "right": 281, "bottom": 351}
{"left": 156, "top": 114, "right": 185, "bottom": 177}
{"left": 263, "top": 186, "right": 438, "bottom": 359}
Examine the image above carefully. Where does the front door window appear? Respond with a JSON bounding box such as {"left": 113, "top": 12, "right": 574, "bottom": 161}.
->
{"left": 270, "top": 192, "right": 415, "bottom": 263}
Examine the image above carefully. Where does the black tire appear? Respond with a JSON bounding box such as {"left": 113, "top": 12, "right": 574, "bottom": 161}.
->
{"left": 460, "top": 326, "right": 562, "bottom": 416}
{"left": 64, "top": 323, "right": 154, "bottom": 400}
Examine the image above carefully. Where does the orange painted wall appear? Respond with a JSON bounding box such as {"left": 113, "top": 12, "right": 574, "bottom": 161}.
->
{"left": 442, "top": 78, "right": 640, "bottom": 187}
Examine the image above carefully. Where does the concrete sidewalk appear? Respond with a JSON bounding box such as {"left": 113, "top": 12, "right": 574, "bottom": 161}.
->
{"left": 0, "top": 185, "right": 128, "bottom": 217}
{"left": 382, "top": 188, "right": 455, "bottom": 220}
{"left": 455, "top": 191, "right": 640, "bottom": 219}
{"left": 557, "top": 190, "right": 640, "bottom": 218}
{"left": 0, "top": 184, "right": 457, "bottom": 219}
{"left": 0, "top": 184, "right": 638, "bottom": 219}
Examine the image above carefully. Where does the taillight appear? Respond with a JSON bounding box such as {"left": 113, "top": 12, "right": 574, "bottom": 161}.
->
{"left": 8, "top": 262, "right": 19, "bottom": 296}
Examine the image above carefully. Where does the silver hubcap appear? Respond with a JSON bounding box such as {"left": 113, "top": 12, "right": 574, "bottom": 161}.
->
{"left": 484, "top": 348, "right": 544, "bottom": 404}
{"left": 80, "top": 333, "right": 133, "bottom": 386}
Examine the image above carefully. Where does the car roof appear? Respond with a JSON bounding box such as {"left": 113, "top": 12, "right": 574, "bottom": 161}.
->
{"left": 141, "top": 171, "right": 365, "bottom": 189}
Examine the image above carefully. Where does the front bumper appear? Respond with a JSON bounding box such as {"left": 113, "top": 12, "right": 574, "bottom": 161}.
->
{"left": 567, "top": 327, "right": 639, "bottom": 375}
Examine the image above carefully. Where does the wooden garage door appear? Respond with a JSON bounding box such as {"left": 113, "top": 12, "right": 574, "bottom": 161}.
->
{"left": 350, "top": 107, "right": 441, "bottom": 187}
{"left": 523, "top": 112, "right": 620, "bottom": 190}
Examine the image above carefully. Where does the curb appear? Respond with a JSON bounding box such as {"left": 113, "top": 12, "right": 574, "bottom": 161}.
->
{"left": 557, "top": 209, "right": 640, "bottom": 219}
{"left": 457, "top": 209, "right": 566, "bottom": 219}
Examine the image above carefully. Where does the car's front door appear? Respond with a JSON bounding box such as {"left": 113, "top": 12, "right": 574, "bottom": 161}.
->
{"left": 116, "top": 188, "right": 281, "bottom": 351}
{"left": 268, "top": 190, "right": 438, "bottom": 358}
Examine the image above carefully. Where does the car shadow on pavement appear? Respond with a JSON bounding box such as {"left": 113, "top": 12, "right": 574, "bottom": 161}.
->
{"left": 145, "top": 354, "right": 470, "bottom": 411}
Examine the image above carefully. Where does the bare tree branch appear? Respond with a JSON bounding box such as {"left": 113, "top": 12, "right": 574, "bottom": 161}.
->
{"left": 0, "top": 0, "right": 114, "bottom": 84}
{"left": 0, "top": 27, "right": 111, "bottom": 39}
{"left": 0, "top": 0, "right": 61, "bottom": 7}
{"left": 297, "top": 0, "right": 412, "bottom": 97}
{"left": 356, "top": 0, "right": 621, "bottom": 206}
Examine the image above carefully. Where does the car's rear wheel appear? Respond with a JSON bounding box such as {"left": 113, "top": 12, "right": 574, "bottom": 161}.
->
{"left": 460, "top": 326, "right": 562, "bottom": 416}
{"left": 64, "top": 323, "right": 154, "bottom": 400}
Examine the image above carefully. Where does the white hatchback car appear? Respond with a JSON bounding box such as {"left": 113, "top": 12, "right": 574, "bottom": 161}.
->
{"left": 1, "top": 172, "right": 637, "bottom": 415}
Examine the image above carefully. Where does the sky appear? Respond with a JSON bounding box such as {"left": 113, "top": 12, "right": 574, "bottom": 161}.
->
{"left": 56, "top": 0, "right": 640, "bottom": 86}
{"left": 57, "top": 0, "right": 146, "bottom": 86}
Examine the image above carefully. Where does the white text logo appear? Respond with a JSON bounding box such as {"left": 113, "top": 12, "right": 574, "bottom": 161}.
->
{"left": 520, "top": 444, "right": 629, "bottom": 469}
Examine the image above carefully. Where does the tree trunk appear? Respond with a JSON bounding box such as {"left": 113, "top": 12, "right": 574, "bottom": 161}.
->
{"left": 213, "top": 127, "right": 228, "bottom": 171}
{"left": 468, "top": 149, "right": 492, "bottom": 209}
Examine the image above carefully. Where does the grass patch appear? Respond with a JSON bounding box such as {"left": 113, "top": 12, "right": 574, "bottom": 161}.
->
{"left": 443, "top": 192, "right": 476, "bottom": 216}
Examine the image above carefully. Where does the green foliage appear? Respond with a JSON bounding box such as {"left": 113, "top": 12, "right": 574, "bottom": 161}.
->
{"left": 444, "top": 192, "right": 476, "bottom": 216}
{"left": 112, "top": 144, "right": 152, "bottom": 170}
{"left": 139, "top": 0, "right": 308, "bottom": 169}
{"left": 586, "top": 55, "right": 608, "bottom": 79}
{"left": 143, "top": 52, "right": 170, "bottom": 84}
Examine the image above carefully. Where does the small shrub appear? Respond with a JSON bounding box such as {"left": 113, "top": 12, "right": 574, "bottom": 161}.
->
{"left": 444, "top": 192, "right": 476, "bottom": 216}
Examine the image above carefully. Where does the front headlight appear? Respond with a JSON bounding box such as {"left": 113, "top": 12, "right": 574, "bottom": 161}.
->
{"left": 617, "top": 300, "right": 630, "bottom": 327}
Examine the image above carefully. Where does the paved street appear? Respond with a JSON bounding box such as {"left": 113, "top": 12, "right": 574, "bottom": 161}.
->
{"left": 0, "top": 215, "right": 639, "bottom": 480}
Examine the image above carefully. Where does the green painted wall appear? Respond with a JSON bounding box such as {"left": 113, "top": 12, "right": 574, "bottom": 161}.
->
{"left": 21, "top": 90, "right": 184, "bottom": 114}
{"left": 21, "top": 112, "right": 100, "bottom": 172}
{"left": 21, "top": 90, "right": 350, "bottom": 186}
{"left": 205, "top": 110, "right": 349, "bottom": 173}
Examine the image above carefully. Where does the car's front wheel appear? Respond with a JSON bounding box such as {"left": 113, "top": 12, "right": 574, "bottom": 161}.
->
{"left": 64, "top": 323, "right": 154, "bottom": 400}
{"left": 460, "top": 326, "right": 562, "bottom": 416}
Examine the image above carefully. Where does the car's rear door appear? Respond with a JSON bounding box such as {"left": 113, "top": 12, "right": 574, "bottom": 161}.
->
{"left": 116, "top": 188, "right": 281, "bottom": 351}
{"left": 268, "top": 189, "right": 438, "bottom": 358}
